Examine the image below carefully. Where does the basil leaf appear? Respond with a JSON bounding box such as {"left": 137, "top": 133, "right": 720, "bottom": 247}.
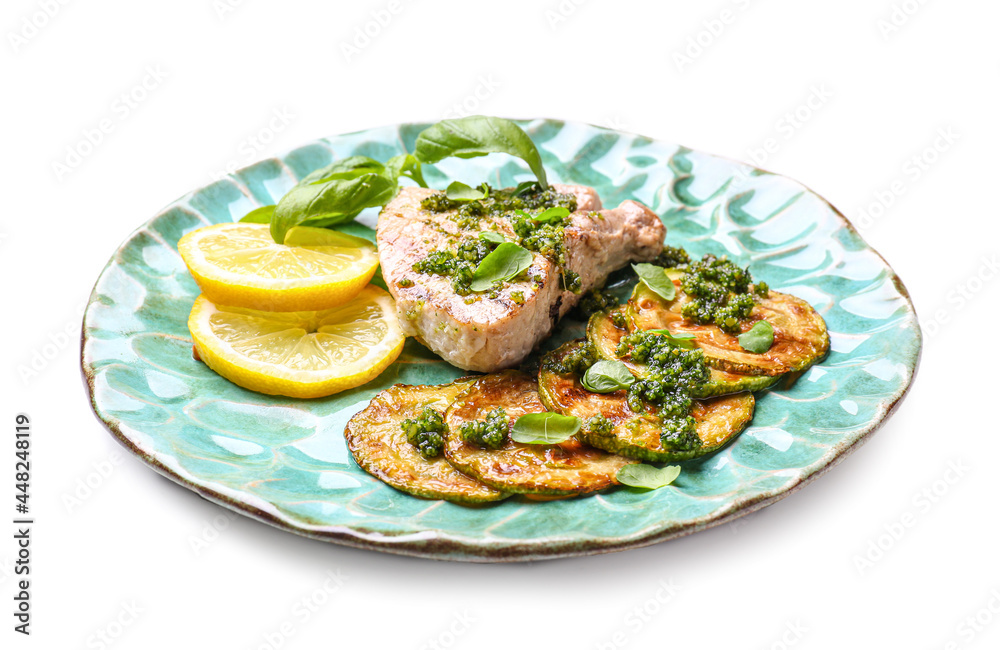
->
{"left": 513, "top": 180, "right": 538, "bottom": 196}
{"left": 298, "top": 156, "right": 385, "bottom": 186}
{"left": 470, "top": 242, "right": 533, "bottom": 292}
{"left": 297, "top": 214, "right": 363, "bottom": 229}
{"left": 240, "top": 205, "right": 275, "bottom": 224}
{"left": 271, "top": 172, "right": 397, "bottom": 244}
{"left": 581, "top": 360, "right": 635, "bottom": 393}
{"left": 414, "top": 116, "right": 548, "bottom": 189}
{"left": 633, "top": 263, "right": 676, "bottom": 301}
{"left": 738, "top": 320, "right": 774, "bottom": 353}
{"left": 647, "top": 329, "right": 696, "bottom": 349}
{"left": 385, "top": 153, "right": 427, "bottom": 188}
{"left": 478, "top": 231, "right": 506, "bottom": 245}
{"left": 533, "top": 206, "right": 570, "bottom": 223}
{"left": 510, "top": 412, "right": 582, "bottom": 444}
{"left": 616, "top": 464, "right": 681, "bottom": 490}
{"left": 445, "top": 181, "right": 487, "bottom": 201}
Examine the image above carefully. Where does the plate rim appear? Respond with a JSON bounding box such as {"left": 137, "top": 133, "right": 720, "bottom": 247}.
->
{"left": 80, "top": 118, "right": 923, "bottom": 562}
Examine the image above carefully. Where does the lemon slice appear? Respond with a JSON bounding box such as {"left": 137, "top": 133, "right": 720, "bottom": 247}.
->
{"left": 178, "top": 222, "right": 378, "bottom": 311}
{"left": 188, "top": 285, "right": 405, "bottom": 398}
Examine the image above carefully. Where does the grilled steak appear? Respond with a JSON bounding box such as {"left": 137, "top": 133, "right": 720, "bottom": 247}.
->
{"left": 376, "top": 184, "right": 665, "bottom": 372}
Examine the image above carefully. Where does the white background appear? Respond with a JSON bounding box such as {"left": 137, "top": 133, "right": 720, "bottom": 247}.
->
{"left": 2, "top": 0, "right": 998, "bottom": 648}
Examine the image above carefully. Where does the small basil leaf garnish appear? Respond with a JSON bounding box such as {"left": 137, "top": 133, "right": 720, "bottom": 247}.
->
{"left": 581, "top": 360, "right": 635, "bottom": 393}
{"left": 414, "top": 115, "right": 548, "bottom": 189}
{"left": 510, "top": 412, "right": 582, "bottom": 444}
{"left": 514, "top": 206, "right": 570, "bottom": 224}
{"left": 271, "top": 172, "right": 397, "bottom": 244}
{"left": 445, "top": 181, "right": 487, "bottom": 201}
{"left": 240, "top": 205, "right": 275, "bottom": 224}
{"left": 533, "top": 206, "right": 570, "bottom": 223}
{"left": 470, "top": 242, "right": 533, "bottom": 292}
{"left": 647, "top": 329, "right": 697, "bottom": 349}
{"left": 632, "top": 263, "right": 677, "bottom": 301}
{"left": 513, "top": 180, "right": 539, "bottom": 196}
{"left": 738, "top": 320, "right": 774, "bottom": 353}
{"left": 478, "top": 231, "right": 506, "bottom": 245}
{"left": 616, "top": 464, "right": 681, "bottom": 490}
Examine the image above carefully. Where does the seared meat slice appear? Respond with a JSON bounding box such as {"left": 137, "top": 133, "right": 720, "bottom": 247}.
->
{"left": 376, "top": 184, "right": 665, "bottom": 372}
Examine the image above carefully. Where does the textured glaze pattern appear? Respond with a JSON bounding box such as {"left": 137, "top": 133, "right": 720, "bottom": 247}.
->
{"left": 81, "top": 119, "right": 921, "bottom": 561}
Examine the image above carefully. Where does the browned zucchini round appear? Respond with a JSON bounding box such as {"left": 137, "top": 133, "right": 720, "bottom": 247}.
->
{"left": 587, "top": 309, "right": 781, "bottom": 397}
{"left": 627, "top": 282, "right": 829, "bottom": 376}
{"left": 539, "top": 341, "right": 755, "bottom": 463}
{"left": 345, "top": 381, "right": 507, "bottom": 504}
{"left": 443, "top": 371, "right": 635, "bottom": 496}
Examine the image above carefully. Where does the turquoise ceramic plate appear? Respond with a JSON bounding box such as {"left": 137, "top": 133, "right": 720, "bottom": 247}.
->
{"left": 81, "top": 119, "right": 921, "bottom": 562}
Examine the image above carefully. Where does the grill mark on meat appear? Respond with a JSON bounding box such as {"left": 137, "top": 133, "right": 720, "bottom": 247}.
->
{"left": 549, "top": 295, "right": 563, "bottom": 326}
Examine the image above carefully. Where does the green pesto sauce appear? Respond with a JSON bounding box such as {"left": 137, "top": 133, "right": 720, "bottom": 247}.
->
{"left": 678, "top": 254, "right": 768, "bottom": 335}
{"left": 653, "top": 245, "right": 691, "bottom": 268}
{"left": 585, "top": 414, "right": 613, "bottom": 436}
{"left": 401, "top": 407, "right": 448, "bottom": 459}
{"left": 413, "top": 184, "right": 582, "bottom": 298}
{"left": 420, "top": 183, "right": 577, "bottom": 225}
{"left": 562, "top": 269, "right": 582, "bottom": 293}
{"left": 572, "top": 286, "right": 620, "bottom": 320}
{"left": 411, "top": 237, "right": 491, "bottom": 296}
{"left": 615, "top": 330, "right": 710, "bottom": 452}
{"left": 544, "top": 340, "right": 598, "bottom": 376}
{"left": 459, "top": 407, "right": 509, "bottom": 449}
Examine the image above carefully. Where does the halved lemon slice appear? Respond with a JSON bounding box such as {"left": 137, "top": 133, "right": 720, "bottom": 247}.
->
{"left": 188, "top": 285, "right": 405, "bottom": 398}
{"left": 178, "top": 223, "right": 378, "bottom": 311}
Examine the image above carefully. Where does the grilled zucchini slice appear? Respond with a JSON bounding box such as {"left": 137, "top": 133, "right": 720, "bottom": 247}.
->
{"left": 588, "top": 309, "right": 781, "bottom": 397}
{"left": 627, "top": 282, "right": 829, "bottom": 376}
{"left": 443, "top": 371, "right": 635, "bottom": 496}
{"left": 345, "top": 381, "right": 507, "bottom": 504}
{"left": 539, "top": 341, "right": 755, "bottom": 463}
